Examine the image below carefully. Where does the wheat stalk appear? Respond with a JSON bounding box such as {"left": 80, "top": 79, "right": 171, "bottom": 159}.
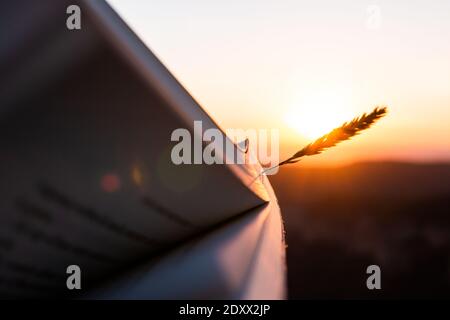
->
{"left": 262, "top": 106, "right": 388, "bottom": 174}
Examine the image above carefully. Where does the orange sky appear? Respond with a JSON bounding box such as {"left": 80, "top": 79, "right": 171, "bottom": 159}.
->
{"left": 109, "top": 0, "right": 450, "bottom": 166}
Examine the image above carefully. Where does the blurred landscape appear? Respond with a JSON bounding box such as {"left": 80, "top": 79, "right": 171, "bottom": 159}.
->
{"left": 269, "top": 162, "right": 450, "bottom": 299}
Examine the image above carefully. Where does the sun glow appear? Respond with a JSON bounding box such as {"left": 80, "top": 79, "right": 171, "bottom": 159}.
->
{"left": 283, "top": 89, "right": 356, "bottom": 140}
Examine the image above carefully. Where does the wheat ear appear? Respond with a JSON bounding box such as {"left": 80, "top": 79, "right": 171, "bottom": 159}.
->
{"left": 262, "top": 106, "right": 388, "bottom": 174}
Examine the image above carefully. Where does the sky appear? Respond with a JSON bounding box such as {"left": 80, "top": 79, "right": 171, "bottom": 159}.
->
{"left": 108, "top": 0, "right": 450, "bottom": 166}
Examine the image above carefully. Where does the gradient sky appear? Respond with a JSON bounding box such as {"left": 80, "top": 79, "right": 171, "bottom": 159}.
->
{"left": 108, "top": 0, "right": 450, "bottom": 166}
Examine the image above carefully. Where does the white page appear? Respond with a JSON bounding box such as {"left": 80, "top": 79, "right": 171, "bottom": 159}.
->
{"left": 88, "top": 175, "right": 285, "bottom": 300}
{"left": 0, "top": 0, "right": 268, "bottom": 298}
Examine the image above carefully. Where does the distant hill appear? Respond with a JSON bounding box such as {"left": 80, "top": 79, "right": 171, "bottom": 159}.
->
{"left": 270, "top": 161, "right": 450, "bottom": 202}
{"left": 269, "top": 162, "right": 450, "bottom": 299}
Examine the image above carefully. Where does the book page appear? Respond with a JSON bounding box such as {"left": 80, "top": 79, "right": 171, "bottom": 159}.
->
{"left": 0, "top": 0, "right": 267, "bottom": 298}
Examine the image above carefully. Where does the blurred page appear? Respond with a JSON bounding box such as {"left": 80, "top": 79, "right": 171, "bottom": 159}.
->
{"left": 0, "top": 0, "right": 268, "bottom": 297}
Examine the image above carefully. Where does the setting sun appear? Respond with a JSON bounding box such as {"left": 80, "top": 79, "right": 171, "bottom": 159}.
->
{"left": 283, "top": 90, "right": 356, "bottom": 139}
{"left": 111, "top": 0, "right": 450, "bottom": 166}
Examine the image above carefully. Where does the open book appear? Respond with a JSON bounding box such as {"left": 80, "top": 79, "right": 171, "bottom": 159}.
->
{"left": 0, "top": 0, "right": 285, "bottom": 299}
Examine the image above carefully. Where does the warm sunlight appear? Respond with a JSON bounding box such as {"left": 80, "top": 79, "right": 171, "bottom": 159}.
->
{"left": 110, "top": 0, "right": 450, "bottom": 165}
{"left": 283, "top": 89, "right": 355, "bottom": 139}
